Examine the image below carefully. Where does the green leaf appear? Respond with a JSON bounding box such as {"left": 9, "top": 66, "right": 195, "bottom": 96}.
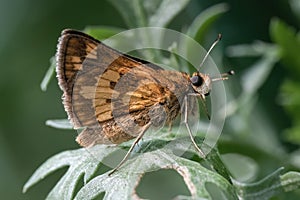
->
{"left": 226, "top": 42, "right": 280, "bottom": 119}
{"left": 227, "top": 41, "right": 280, "bottom": 99}
{"left": 181, "top": 3, "right": 228, "bottom": 73}
{"left": 23, "top": 145, "right": 116, "bottom": 199}
{"left": 186, "top": 3, "right": 229, "bottom": 42}
{"left": 279, "top": 80, "right": 300, "bottom": 118}
{"left": 23, "top": 132, "right": 300, "bottom": 199}
{"left": 222, "top": 154, "right": 258, "bottom": 182}
{"left": 107, "top": 0, "right": 191, "bottom": 62}
{"left": 226, "top": 41, "right": 277, "bottom": 58}
{"left": 83, "top": 26, "right": 124, "bottom": 41}
{"left": 206, "top": 147, "right": 233, "bottom": 184}
{"left": 280, "top": 81, "right": 300, "bottom": 144}
{"left": 24, "top": 136, "right": 238, "bottom": 200}
{"left": 272, "top": 19, "right": 300, "bottom": 145}
{"left": 148, "top": 0, "right": 190, "bottom": 27}
{"left": 45, "top": 119, "right": 73, "bottom": 130}
{"left": 40, "top": 57, "right": 55, "bottom": 92}
{"left": 240, "top": 46, "right": 280, "bottom": 96}
{"left": 234, "top": 168, "right": 300, "bottom": 199}
{"left": 289, "top": 150, "right": 300, "bottom": 168}
{"left": 108, "top": 0, "right": 148, "bottom": 27}
{"left": 108, "top": 0, "right": 190, "bottom": 27}
{"left": 284, "top": 123, "right": 300, "bottom": 145}
{"left": 270, "top": 18, "right": 300, "bottom": 75}
{"left": 74, "top": 139, "right": 237, "bottom": 200}
{"left": 289, "top": 0, "right": 300, "bottom": 23}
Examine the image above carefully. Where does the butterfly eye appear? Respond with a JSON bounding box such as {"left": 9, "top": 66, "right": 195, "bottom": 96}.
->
{"left": 190, "top": 75, "right": 203, "bottom": 86}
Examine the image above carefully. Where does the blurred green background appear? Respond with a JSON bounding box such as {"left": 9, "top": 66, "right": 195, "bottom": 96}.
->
{"left": 1, "top": 0, "right": 299, "bottom": 199}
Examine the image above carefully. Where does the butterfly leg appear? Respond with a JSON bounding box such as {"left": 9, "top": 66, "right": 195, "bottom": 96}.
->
{"left": 188, "top": 93, "right": 210, "bottom": 120}
{"left": 168, "top": 121, "right": 173, "bottom": 132}
{"left": 108, "top": 122, "right": 152, "bottom": 176}
{"left": 183, "top": 95, "right": 206, "bottom": 158}
{"left": 199, "top": 94, "right": 211, "bottom": 120}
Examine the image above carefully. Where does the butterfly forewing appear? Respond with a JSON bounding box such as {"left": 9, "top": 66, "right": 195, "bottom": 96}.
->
{"left": 56, "top": 29, "right": 193, "bottom": 147}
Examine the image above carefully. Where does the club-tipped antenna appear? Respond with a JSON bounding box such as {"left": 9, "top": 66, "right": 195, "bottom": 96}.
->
{"left": 211, "top": 70, "right": 235, "bottom": 82}
{"left": 198, "top": 34, "right": 222, "bottom": 71}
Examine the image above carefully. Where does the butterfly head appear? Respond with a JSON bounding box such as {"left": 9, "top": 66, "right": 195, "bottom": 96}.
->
{"left": 190, "top": 70, "right": 234, "bottom": 97}
{"left": 190, "top": 72, "right": 212, "bottom": 96}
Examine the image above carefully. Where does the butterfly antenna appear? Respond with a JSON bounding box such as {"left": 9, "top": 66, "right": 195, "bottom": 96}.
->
{"left": 198, "top": 34, "right": 222, "bottom": 71}
{"left": 211, "top": 70, "right": 235, "bottom": 82}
